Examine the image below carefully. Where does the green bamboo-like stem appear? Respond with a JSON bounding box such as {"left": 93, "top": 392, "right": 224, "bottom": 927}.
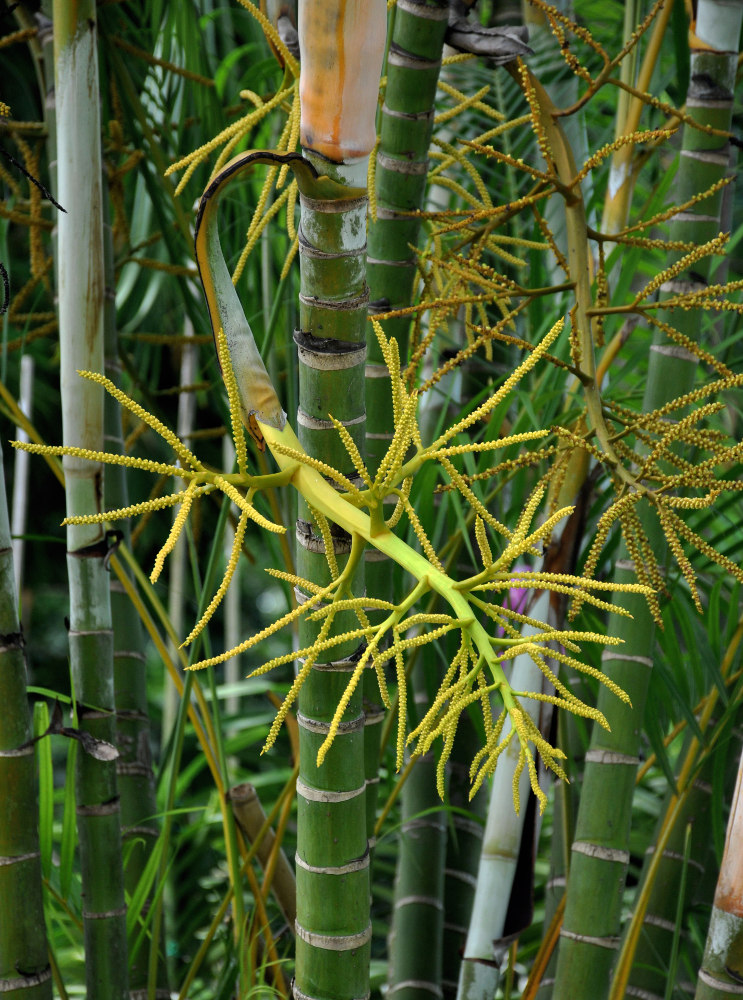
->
{"left": 292, "top": 4, "right": 385, "bottom": 998}
{"left": 441, "top": 717, "right": 487, "bottom": 1000}
{"left": 101, "top": 181, "right": 167, "bottom": 999}
{"left": 367, "top": 11, "right": 450, "bottom": 994}
{"left": 366, "top": 0, "right": 449, "bottom": 468}
{"left": 612, "top": 626, "right": 743, "bottom": 1000}
{"left": 694, "top": 744, "right": 743, "bottom": 999}
{"left": 363, "top": 0, "right": 449, "bottom": 875}
{"left": 622, "top": 748, "right": 714, "bottom": 999}
{"left": 53, "top": 3, "right": 128, "bottom": 996}
{"left": 534, "top": 674, "right": 579, "bottom": 1000}
{"left": 0, "top": 441, "right": 52, "bottom": 999}
{"left": 293, "top": 146, "right": 372, "bottom": 1000}
{"left": 552, "top": 7, "right": 743, "bottom": 997}
{"left": 362, "top": 663, "right": 385, "bottom": 850}
{"left": 387, "top": 747, "right": 448, "bottom": 1000}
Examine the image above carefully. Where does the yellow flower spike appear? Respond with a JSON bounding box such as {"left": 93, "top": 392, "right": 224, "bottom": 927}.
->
{"left": 521, "top": 690, "right": 611, "bottom": 731}
{"left": 431, "top": 137, "right": 492, "bottom": 207}
{"left": 396, "top": 493, "right": 445, "bottom": 573}
{"left": 306, "top": 596, "right": 395, "bottom": 620}
{"left": 277, "top": 90, "right": 301, "bottom": 188}
{"left": 151, "top": 480, "right": 199, "bottom": 584}
{"left": 569, "top": 494, "right": 641, "bottom": 617}
{"left": 430, "top": 429, "right": 550, "bottom": 459}
{"left": 188, "top": 575, "right": 343, "bottom": 670}
{"left": 620, "top": 520, "right": 662, "bottom": 624}
{"left": 409, "top": 670, "right": 466, "bottom": 746}
{"left": 214, "top": 327, "right": 248, "bottom": 476}
{"left": 476, "top": 667, "right": 494, "bottom": 742}
{"left": 470, "top": 708, "right": 507, "bottom": 782}
{"left": 518, "top": 504, "right": 575, "bottom": 551}
{"left": 317, "top": 654, "right": 374, "bottom": 766}
{"left": 571, "top": 128, "right": 673, "bottom": 186}
{"left": 180, "top": 509, "right": 249, "bottom": 648}
{"left": 436, "top": 714, "right": 460, "bottom": 800}
{"left": 657, "top": 506, "right": 702, "bottom": 613}
{"left": 406, "top": 653, "right": 464, "bottom": 737}
{"left": 265, "top": 567, "right": 325, "bottom": 593}
{"left": 212, "top": 476, "right": 285, "bottom": 534}
{"left": 512, "top": 746, "right": 526, "bottom": 817}
{"left": 166, "top": 86, "right": 295, "bottom": 190}
{"left": 548, "top": 649, "right": 632, "bottom": 705}
{"left": 671, "top": 512, "right": 743, "bottom": 587}
{"left": 240, "top": 186, "right": 292, "bottom": 269}
{"left": 420, "top": 685, "right": 497, "bottom": 764}
{"left": 636, "top": 232, "right": 729, "bottom": 304}
{"left": 637, "top": 401, "right": 724, "bottom": 481}
{"left": 381, "top": 336, "right": 405, "bottom": 416}
{"left": 438, "top": 456, "right": 512, "bottom": 541}
{"left": 306, "top": 503, "right": 339, "bottom": 581}
{"left": 328, "top": 414, "right": 372, "bottom": 487}
{"left": 435, "top": 82, "right": 492, "bottom": 127}
{"left": 379, "top": 391, "right": 420, "bottom": 491}
{"left": 432, "top": 319, "right": 563, "bottom": 453}
{"left": 437, "top": 78, "right": 505, "bottom": 122}
{"left": 385, "top": 477, "right": 413, "bottom": 530}
{"left": 431, "top": 175, "right": 485, "bottom": 212}
{"left": 353, "top": 601, "right": 371, "bottom": 634}
{"left": 471, "top": 725, "right": 515, "bottom": 799}
{"left": 527, "top": 751, "right": 547, "bottom": 814}
{"left": 370, "top": 317, "right": 389, "bottom": 357}
{"left": 394, "top": 645, "right": 408, "bottom": 772}
{"left": 374, "top": 659, "right": 392, "bottom": 713}
{"left": 248, "top": 627, "right": 374, "bottom": 679}
{"left": 262, "top": 609, "right": 338, "bottom": 754}
{"left": 77, "top": 370, "right": 204, "bottom": 471}
{"left": 397, "top": 613, "right": 457, "bottom": 631}
{"left": 317, "top": 628, "right": 392, "bottom": 767}
{"left": 373, "top": 624, "right": 454, "bottom": 669}
{"left": 509, "top": 708, "right": 552, "bottom": 814}
{"left": 269, "top": 442, "right": 365, "bottom": 499}
{"left": 213, "top": 128, "right": 251, "bottom": 179}
{"left": 509, "top": 483, "right": 546, "bottom": 545}
{"left": 62, "top": 485, "right": 213, "bottom": 527}
{"left": 367, "top": 136, "right": 380, "bottom": 223}
{"left": 280, "top": 236, "right": 300, "bottom": 281}
{"left": 263, "top": 657, "right": 316, "bottom": 754}
{"left": 492, "top": 570, "right": 652, "bottom": 595}
{"left": 286, "top": 179, "right": 298, "bottom": 243}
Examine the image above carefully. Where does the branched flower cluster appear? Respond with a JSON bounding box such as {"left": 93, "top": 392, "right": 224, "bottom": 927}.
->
{"left": 13, "top": 315, "right": 654, "bottom": 811}
{"left": 8, "top": 0, "right": 742, "bottom": 818}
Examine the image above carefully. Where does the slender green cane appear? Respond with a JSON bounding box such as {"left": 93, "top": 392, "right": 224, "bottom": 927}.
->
{"left": 53, "top": 2, "right": 128, "bottom": 994}
{"left": 623, "top": 746, "right": 714, "bottom": 999}
{"left": 366, "top": 0, "right": 449, "bottom": 466}
{"left": 552, "top": 6, "right": 743, "bottom": 996}
{"left": 441, "top": 717, "right": 487, "bottom": 1000}
{"left": 367, "top": 12, "right": 451, "bottom": 995}
{"left": 295, "top": 5, "right": 385, "bottom": 998}
{"left": 0, "top": 440, "right": 52, "bottom": 999}
{"left": 101, "top": 181, "right": 168, "bottom": 999}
